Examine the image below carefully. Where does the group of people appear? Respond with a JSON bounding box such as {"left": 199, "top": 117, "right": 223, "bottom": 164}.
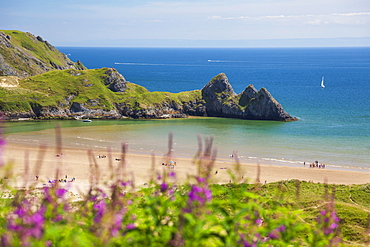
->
{"left": 38, "top": 175, "right": 76, "bottom": 184}
{"left": 162, "top": 161, "right": 176, "bottom": 169}
{"left": 304, "top": 161, "right": 326, "bottom": 169}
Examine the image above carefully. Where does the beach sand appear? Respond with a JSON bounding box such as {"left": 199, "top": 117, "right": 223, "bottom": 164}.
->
{"left": 2, "top": 143, "right": 370, "bottom": 196}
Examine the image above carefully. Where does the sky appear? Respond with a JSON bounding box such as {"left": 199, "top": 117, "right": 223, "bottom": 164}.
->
{"left": 2, "top": 0, "right": 370, "bottom": 47}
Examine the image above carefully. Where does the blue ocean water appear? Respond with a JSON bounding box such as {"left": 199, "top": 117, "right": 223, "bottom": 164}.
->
{"left": 5, "top": 47, "right": 370, "bottom": 169}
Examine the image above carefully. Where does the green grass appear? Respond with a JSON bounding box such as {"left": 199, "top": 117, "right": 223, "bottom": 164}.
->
{"left": 2, "top": 30, "right": 66, "bottom": 66}
{"left": 211, "top": 181, "right": 370, "bottom": 246}
{"left": 0, "top": 30, "right": 85, "bottom": 77}
{"left": 0, "top": 68, "right": 203, "bottom": 116}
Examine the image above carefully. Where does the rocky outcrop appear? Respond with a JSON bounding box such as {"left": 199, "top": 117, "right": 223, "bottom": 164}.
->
{"left": 201, "top": 73, "right": 297, "bottom": 121}
{"left": 103, "top": 68, "right": 127, "bottom": 92}
{"left": 0, "top": 30, "right": 86, "bottom": 77}
{"left": 116, "top": 99, "right": 206, "bottom": 119}
{"left": 201, "top": 73, "right": 236, "bottom": 117}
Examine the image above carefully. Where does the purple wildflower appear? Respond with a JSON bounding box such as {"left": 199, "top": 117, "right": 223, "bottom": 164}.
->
{"left": 268, "top": 230, "right": 280, "bottom": 240}
{"left": 93, "top": 200, "right": 106, "bottom": 223}
{"left": 43, "top": 187, "right": 52, "bottom": 203}
{"left": 53, "top": 214, "right": 63, "bottom": 223}
{"left": 238, "top": 234, "right": 257, "bottom": 247}
{"left": 255, "top": 218, "right": 263, "bottom": 226}
{"left": 56, "top": 188, "right": 67, "bottom": 198}
{"left": 188, "top": 184, "right": 212, "bottom": 205}
{"left": 160, "top": 183, "right": 168, "bottom": 192}
{"left": 267, "top": 225, "right": 286, "bottom": 240}
{"left": 196, "top": 177, "right": 206, "bottom": 183}
{"left": 0, "top": 137, "right": 5, "bottom": 167}
{"left": 317, "top": 207, "right": 340, "bottom": 236}
{"left": 121, "top": 180, "right": 132, "bottom": 187}
{"left": 7, "top": 203, "right": 46, "bottom": 241}
{"left": 1, "top": 233, "right": 10, "bottom": 246}
{"left": 111, "top": 211, "right": 124, "bottom": 236}
{"left": 279, "top": 224, "right": 286, "bottom": 232}
{"left": 126, "top": 223, "right": 136, "bottom": 230}
{"left": 0, "top": 118, "right": 5, "bottom": 167}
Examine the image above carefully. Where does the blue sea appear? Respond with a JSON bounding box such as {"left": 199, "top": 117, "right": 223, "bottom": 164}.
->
{"left": 4, "top": 47, "right": 370, "bottom": 170}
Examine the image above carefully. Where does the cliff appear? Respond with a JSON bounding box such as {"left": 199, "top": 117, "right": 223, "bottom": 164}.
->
{"left": 202, "top": 73, "right": 297, "bottom": 121}
{"left": 0, "top": 30, "right": 85, "bottom": 77}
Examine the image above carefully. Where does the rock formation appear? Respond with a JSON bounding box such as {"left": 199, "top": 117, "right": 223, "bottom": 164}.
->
{"left": 201, "top": 73, "right": 297, "bottom": 121}
{"left": 103, "top": 68, "right": 127, "bottom": 92}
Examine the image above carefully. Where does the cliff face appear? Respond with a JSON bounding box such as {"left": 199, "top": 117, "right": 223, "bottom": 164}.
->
{"left": 201, "top": 73, "right": 236, "bottom": 117}
{"left": 201, "top": 73, "right": 297, "bottom": 121}
{"left": 0, "top": 30, "right": 85, "bottom": 78}
{"left": 116, "top": 99, "right": 206, "bottom": 119}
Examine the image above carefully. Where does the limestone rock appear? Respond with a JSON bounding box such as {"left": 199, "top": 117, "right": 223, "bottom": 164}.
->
{"left": 245, "top": 88, "right": 294, "bottom": 121}
{"left": 239, "top": 84, "right": 257, "bottom": 107}
{"left": 201, "top": 73, "right": 236, "bottom": 117}
{"left": 103, "top": 68, "right": 127, "bottom": 92}
{"left": 201, "top": 73, "right": 297, "bottom": 121}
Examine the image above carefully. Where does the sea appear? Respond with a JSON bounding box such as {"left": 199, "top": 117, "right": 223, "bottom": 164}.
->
{"left": 3, "top": 47, "right": 370, "bottom": 171}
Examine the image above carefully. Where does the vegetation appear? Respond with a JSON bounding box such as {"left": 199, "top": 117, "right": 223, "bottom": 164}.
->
{"left": 0, "top": 131, "right": 369, "bottom": 246}
{"left": 0, "top": 68, "right": 202, "bottom": 115}
{"left": 0, "top": 30, "right": 84, "bottom": 77}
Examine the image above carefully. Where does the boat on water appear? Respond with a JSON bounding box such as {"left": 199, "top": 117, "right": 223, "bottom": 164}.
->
{"left": 82, "top": 119, "right": 92, "bottom": 122}
{"left": 321, "top": 76, "right": 325, "bottom": 88}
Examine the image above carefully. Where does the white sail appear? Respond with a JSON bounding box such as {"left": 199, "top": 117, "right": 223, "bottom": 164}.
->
{"left": 321, "top": 76, "right": 325, "bottom": 88}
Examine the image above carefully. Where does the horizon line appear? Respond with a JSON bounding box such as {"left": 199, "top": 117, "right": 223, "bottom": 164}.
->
{"left": 54, "top": 37, "right": 370, "bottom": 48}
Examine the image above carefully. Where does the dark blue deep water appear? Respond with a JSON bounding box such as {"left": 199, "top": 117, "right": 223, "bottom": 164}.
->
{"left": 8, "top": 47, "right": 370, "bottom": 169}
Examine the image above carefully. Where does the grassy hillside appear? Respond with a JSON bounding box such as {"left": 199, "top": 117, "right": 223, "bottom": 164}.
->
{"left": 0, "top": 68, "right": 202, "bottom": 116}
{"left": 218, "top": 181, "right": 370, "bottom": 245}
{"left": 0, "top": 30, "right": 85, "bottom": 77}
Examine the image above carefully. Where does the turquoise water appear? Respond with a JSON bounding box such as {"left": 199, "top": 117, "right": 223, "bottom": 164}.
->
{"left": 3, "top": 47, "right": 370, "bottom": 170}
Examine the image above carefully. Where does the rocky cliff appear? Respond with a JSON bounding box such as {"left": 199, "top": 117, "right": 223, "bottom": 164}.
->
{"left": 0, "top": 30, "right": 85, "bottom": 77}
{"left": 202, "top": 73, "right": 297, "bottom": 121}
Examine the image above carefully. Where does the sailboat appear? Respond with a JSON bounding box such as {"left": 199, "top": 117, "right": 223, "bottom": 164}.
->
{"left": 321, "top": 76, "right": 325, "bottom": 88}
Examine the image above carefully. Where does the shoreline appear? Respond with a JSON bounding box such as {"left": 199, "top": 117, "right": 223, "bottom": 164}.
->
{"left": 2, "top": 142, "right": 370, "bottom": 195}
{"left": 3, "top": 118, "right": 369, "bottom": 171}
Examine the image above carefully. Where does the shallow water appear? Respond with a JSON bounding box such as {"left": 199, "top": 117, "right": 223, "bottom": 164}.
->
{"left": 3, "top": 118, "right": 369, "bottom": 170}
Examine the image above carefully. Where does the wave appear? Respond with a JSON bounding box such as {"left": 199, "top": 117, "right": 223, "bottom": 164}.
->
{"left": 115, "top": 62, "right": 173, "bottom": 66}
{"left": 115, "top": 61, "right": 246, "bottom": 66}
{"left": 207, "top": 59, "right": 246, "bottom": 63}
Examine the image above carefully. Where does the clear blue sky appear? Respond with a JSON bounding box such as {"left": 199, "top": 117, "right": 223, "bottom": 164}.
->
{"left": 2, "top": 0, "right": 370, "bottom": 47}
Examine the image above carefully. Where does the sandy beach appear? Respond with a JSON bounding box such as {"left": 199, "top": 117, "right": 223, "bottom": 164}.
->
{"left": 2, "top": 143, "right": 370, "bottom": 196}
